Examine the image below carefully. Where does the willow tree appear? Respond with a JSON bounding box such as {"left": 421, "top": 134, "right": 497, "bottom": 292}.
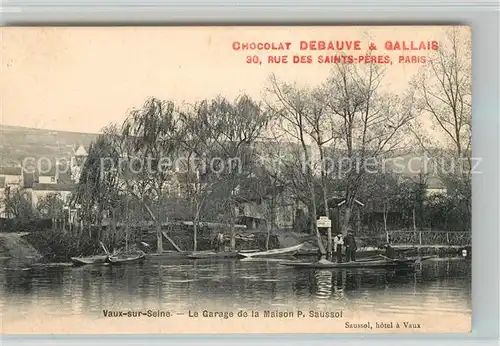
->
{"left": 121, "top": 97, "right": 183, "bottom": 253}
{"left": 192, "top": 95, "right": 270, "bottom": 250}
{"left": 178, "top": 99, "right": 222, "bottom": 251}
{"left": 73, "top": 125, "right": 122, "bottom": 239}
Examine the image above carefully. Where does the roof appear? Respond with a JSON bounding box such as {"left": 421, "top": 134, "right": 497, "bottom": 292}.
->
{"left": 336, "top": 199, "right": 365, "bottom": 207}
{"left": 0, "top": 166, "right": 22, "bottom": 176}
{"left": 32, "top": 183, "right": 76, "bottom": 192}
{"left": 74, "top": 144, "right": 88, "bottom": 156}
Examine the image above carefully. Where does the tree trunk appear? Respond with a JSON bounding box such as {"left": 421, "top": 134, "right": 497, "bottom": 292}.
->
{"left": 133, "top": 198, "right": 163, "bottom": 254}
{"left": 412, "top": 208, "right": 417, "bottom": 232}
{"left": 125, "top": 224, "right": 129, "bottom": 252}
{"left": 307, "top": 171, "right": 326, "bottom": 255}
{"left": 299, "top": 138, "right": 326, "bottom": 255}
{"left": 156, "top": 222, "right": 163, "bottom": 254}
{"left": 193, "top": 207, "right": 200, "bottom": 252}
{"left": 383, "top": 204, "right": 387, "bottom": 231}
{"left": 323, "top": 189, "right": 332, "bottom": 259}
{"left": 111, "top": 208, "right": 117, "bottom": 243}
{"left": 124, "top": 199, "right": 130, "bottom": 252}
{"left": 229, "top": 204, "right": 236, "bottom": 251}
{"left": 319, "top": 147, "right": 332, "bottom": 259}
{"left": 343, "top": 205, "right": 352, "bottom": 235}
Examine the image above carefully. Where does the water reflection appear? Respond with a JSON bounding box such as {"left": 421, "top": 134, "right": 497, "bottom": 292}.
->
{"left": 0, "top": 258, "right": 471, "bottom": 319}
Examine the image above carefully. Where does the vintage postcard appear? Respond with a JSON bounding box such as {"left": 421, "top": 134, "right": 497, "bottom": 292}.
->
{"left": 0, "top": 26, "right": 472, "bottom": 334}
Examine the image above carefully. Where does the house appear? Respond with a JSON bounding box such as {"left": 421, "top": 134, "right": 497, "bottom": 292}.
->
{"left": 0, "top": 166, "right": 22, "bottom": 188}
{"left": 232, "top": 181, "right": 298, "bottom": 230}
{"left": 28, "top": 183, "right": 76, "bottom": 208}
{"left": 425, "top": 175, "right": 447, "bottom": 196}
{"left": 38, "top": 168, "right": 58, "bottom": 184}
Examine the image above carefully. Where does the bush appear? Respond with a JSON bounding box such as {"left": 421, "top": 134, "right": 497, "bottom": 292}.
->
{"left": 0, "top": 218, "right": 52, "bottom": 233}
{"left": 26, "top": 229, "right": 101, "bottom": 262}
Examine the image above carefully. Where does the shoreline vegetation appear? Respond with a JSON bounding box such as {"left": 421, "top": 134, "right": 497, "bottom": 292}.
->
{"left": 0, "top": 225, "right": 469, "bottom": 265}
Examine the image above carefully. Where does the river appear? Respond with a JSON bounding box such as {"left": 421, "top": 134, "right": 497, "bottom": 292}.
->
{"left": 0, "top": 257, "right": 471, "bottom": 333}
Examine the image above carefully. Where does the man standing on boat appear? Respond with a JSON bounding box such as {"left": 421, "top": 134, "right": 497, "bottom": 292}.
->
{"left": 214, "top": 232, "right": 224, "bottom": 252}
{"left": 333, "top": 232, "right": 344, "bottom": 263}
{"left": 344, "top": 231, "right": 357, "bottom": 262}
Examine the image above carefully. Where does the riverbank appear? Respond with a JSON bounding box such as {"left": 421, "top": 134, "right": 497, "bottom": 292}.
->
{"left": 0, "top": 232, "right": 43, "bottom": 267}
{"left": 0, "top": 230, "right": 101, "bottom": 263}
{"left": 0, "top": 227, "right": 471, "bottom": 264}
{"left": 0, "top": 232, "right": 41, "bottom": 259}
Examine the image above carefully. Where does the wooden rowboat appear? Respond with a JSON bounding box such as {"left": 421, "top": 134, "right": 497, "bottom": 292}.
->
{"left": 71, "top": 255, "right": 108, "bottom": 266}
{"left": 187, "top": 249, "right": 260, "bottom": 260}
{"left": 108, "top": 251, "right": 146, "bottom": 264}
{"left": 187, "top": 251, "right": 239, "bottom": 259}
{"left": 237, "top": 243, "right": 305, "bottom": 259}
{"left": 147, "top": 251, "right": 190, "bottom": 259}
{"left": 187, "top": 250, "right": 259, "bottom": 259}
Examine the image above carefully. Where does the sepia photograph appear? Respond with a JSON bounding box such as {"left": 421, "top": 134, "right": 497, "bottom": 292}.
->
{"left": 0, "top": 26, "right": 472, "bottom": 334}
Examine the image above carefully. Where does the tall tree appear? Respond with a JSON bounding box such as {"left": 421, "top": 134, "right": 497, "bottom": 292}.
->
{"left": 412, "top": 27, "right": 472, "bottom": 163}
{"left": 178, "top": 99, "right": 224, "bottom": 251}
{"left": 73, "top": 125, "right": 122, "bottom": 239}
{"left": 411, "top": 26, "right": 472, "bottom": 225}
{"left": 266, "top": 74, "right": 328, "bottom": 256}
{"left": 321, "top": 61, "right": 416, "bottom": 234}
{"left": 121, "top": 97, "right": 183, "bottom": 253}
{"left": 198, "top": 95, "right": 270, "bottom": 250}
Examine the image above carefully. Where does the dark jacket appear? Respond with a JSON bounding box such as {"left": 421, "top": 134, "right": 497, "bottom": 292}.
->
{"left": 344, "top": 234, "right": 357, "bottom": 249}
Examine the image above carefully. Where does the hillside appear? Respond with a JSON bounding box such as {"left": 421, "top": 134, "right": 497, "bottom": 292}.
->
{"left": 0, "top": 125, "right": 445, "bottom": 188}
{"left": 0, "top": 125, "right": 98, "bottom": 166}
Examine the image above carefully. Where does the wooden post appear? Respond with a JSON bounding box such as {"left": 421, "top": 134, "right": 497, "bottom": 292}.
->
{"left": 419, "top": 231, "right": 422, "bottom": 245}
{"left": 446, "top": 232, "right": 450, "bottom": 244}
{"left": 327, "top": 208, "right": 334, "bottom": 260}
{"left": 356, "top": 208, "right": 361, "bottom": 234}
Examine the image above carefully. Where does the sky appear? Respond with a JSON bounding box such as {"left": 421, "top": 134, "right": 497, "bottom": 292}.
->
{"left": 1, "top": 26, "right": 470, "bottom": 134}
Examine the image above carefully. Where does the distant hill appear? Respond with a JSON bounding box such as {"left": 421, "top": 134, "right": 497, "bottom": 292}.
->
{"left": 0, "top": 125, "right": 98, "bottom": 166}
{"left": 0, "top": 125, "right": 447, "bottom": 189}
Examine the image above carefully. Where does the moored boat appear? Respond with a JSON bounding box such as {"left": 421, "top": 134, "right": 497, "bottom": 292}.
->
{"left": 187, "top": 249, "right": 259, "bottom": 260}
{"left": 237, "top": 243, "right": 305, "bottom": 259}
{"left": 71, "top": 255, "right": 109, "bottom": 266}
{"left": 108, "top": 251, "right": 146, "bottom": 264}
{"left": 147, "top": 251, "right": 190, "bottom": 259}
